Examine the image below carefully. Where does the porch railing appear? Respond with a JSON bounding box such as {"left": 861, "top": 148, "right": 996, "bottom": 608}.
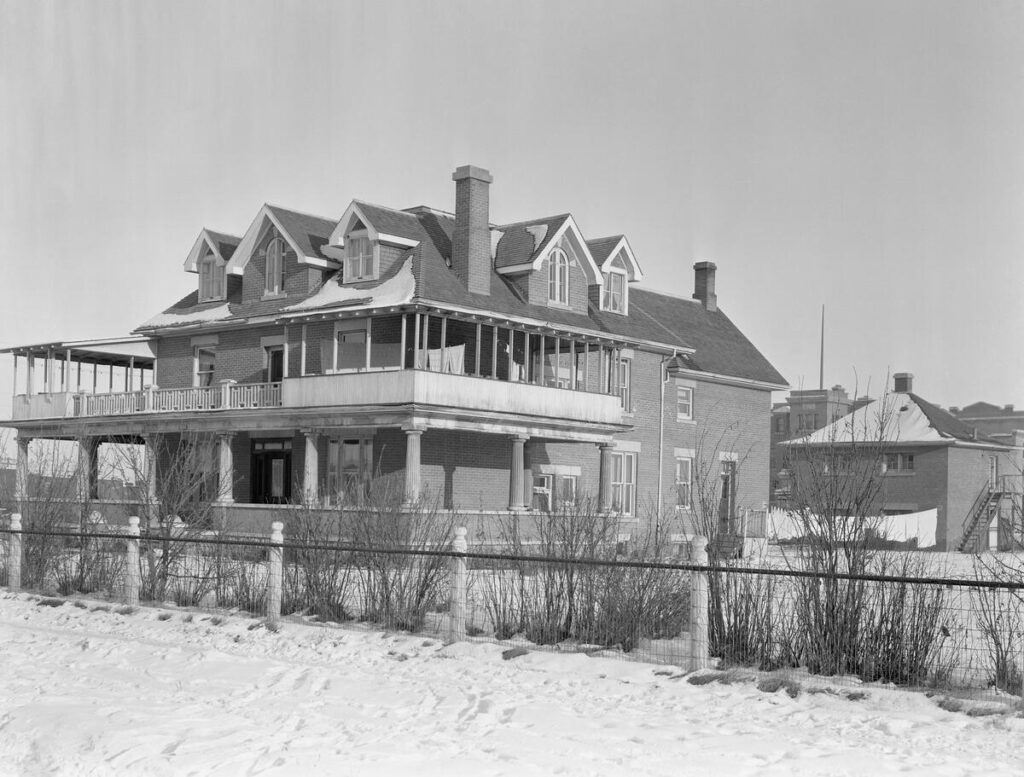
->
{"left": 67, "top": 383, "right": 283, "bottom": 417}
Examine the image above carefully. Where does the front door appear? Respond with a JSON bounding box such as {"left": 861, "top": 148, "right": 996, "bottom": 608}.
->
{"left": 265, "top": 346, "right": 284, "bottom": 383}
{"left": 251, "top": 439, "right": 292, "bottom": 504}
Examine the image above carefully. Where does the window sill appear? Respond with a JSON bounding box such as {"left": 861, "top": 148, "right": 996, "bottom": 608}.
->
{"left": 261, "top": 291, "right": 287, "bottom": 301}
{"left": 884, "top": 471, "right": 916, "bottom": 477}
{"left": 547, "top": 300, "right": 572, "bottom": 310}
{"left": 676, "top": 417, "right": 696, "bottom": 425}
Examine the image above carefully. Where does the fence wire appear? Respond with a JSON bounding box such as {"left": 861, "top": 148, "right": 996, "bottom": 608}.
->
{"left": 1, "top": 518, "right": 1023, "bottom": 700}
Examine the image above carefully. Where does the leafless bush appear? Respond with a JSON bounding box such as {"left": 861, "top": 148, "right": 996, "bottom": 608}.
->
{"left": 283, "top": 508, "right": 354, "bottom": 622}
{"left": 349, "top": 486, "right": 453, "bottom": 631}
{"left": 973, "top": 586, "right": 1024, "bottom": 695}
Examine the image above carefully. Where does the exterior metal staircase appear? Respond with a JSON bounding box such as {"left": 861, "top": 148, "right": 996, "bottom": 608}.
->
{"left": 957, "top": 485, "right": 1004, "bottom": 553}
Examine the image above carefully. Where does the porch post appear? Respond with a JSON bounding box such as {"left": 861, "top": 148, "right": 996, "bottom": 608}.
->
{"left": 474, "top": 322, "right": 481, "bottom": 377}
{"left": 282, "top": 324, "right": 289, "bottom": 378}
{"left": 413, "top": 312, "right": 421, "bottom": 367}
{"left": 509, "top": 434, "right": 528, "bottom": 512}
{"left": 15, "top": 434, "right": 31, "bottom": 511}
{"left": 64, "top": 348, "right": 71, "bottom": 392}
{"left": 143, "top": 434, "right": 160, "bottom": 503}
{"left": 403, "top": 426, "right": 423, "bottom": 505}
{"left": 300, "top": 324, "right": 308, "bottom": 376}
{"left": 523, "top": 439, "right": 535, "bottom": 511}
{"left": 216, "top": 432, "right": 235, "bottom": 504}
{"left": 598, "top": 442, "right": 615, "bottom": 513}
{"left": 302, "top": 429, "right": 320, "bottom": 505}
{"left": 11, "top": 354, "right": 17, "bottom": 397}
{"left": 26, "top": 355, "right": 34, "bottom": 396}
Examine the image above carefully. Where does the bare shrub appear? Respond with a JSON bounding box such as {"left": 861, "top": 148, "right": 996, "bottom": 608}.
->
{"left": 973, "top": 586, "right": 1024, "bottom": 695}
{"left": 283, "top": 508, "right": 353, "bottom": 622}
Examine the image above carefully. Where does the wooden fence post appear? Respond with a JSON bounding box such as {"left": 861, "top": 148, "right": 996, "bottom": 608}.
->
{"left": 448, "top": 526, "right": 468, "bottom": 642}
{"left": 124, "top": 516, "right": 141, "bottom": 606}
{"left": 8, "top": 513, "right": 22, "bottom": 591}
{"left": 689, "top": 535, "right": 709, "bottom": 670}
{"left": 266, "top": 521, "right": 283, "bottom": 624}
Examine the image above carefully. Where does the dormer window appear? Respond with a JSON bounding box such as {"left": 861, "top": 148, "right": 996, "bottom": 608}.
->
{"left": 198, "top": 251, "right": 224, "bottom": 302}
{"left": 602, "top": 270, "right": 626, "bottom": 313}
{"left": 265, "top": 237, "right": 285, "bottom": 295}
{"left": 344, "top": 230, "right": 376, "bottom": 282}
{"left": 548, "top": 248, "right": 569, "bottom": 305}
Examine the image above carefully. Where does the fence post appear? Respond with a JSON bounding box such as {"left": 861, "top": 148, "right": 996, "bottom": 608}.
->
{"left": 266, "top": 521, "right": 283, "bottom": 624}
{"left": 8, "top": 513, "right": 22, "bottom": 591}
{"left": 689, "top": 535, "right": 709, "bottom": 671}
{"left": 124, "top": 516, "right": 141, "bottom": 606}
{"left": 448, "top": 526, "right": 468, "bottom": 642}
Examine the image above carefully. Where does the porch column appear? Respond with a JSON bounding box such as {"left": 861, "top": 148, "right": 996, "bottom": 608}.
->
{"left": 15, "top": 434, "right": 31, "bottom": 511}
{"left": 598, "top": 443, "right": 615, "bottom": 513}
{"left": 142, "top": 434, "right": 160, "bottom": 502}
{"left": 403, "top": 426, "right": 423, "bottom": 505}
{"left": 77, "top": 437, "right": 99, "bottom": 502}
{"left": 216, "top": 432, "right": 235, "bottom": 504}
{"left": 509, "top": 434, "right": 528, "bottom": 512}
{"left": 523, "top": 439, "right": 536, "bottom": 511}
{"left": 302, "top": 429, "right": 320, "bottom": 505}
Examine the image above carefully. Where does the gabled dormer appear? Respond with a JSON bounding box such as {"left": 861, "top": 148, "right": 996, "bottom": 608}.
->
{"left": 327, "top": 201, "right": 421, "bottom": 285}
{"left": 586, "top": 235, "right": 643, "bottom": 315}
{"left": 183, "top": 229, "right": 241, "bottom": 303}
{"left": 493, "top": 214, "right": 602, "bottom": 314}
{"left": 226, "top": 205, "right": 338, "bottom": 303}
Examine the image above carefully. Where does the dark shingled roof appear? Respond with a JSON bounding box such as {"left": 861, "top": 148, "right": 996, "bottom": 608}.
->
{"left": 206, "top": 230, "right": 241, "bottom": 261}
{"left": 266, "top": 205, "right": 334, "bottom": 261}
{"left": 493, "top": 215, "right": 570, "bottom": 269}
{"left": 909, "top": 393, "right": 1003, "bottom": 445}
{"left": 143, "top": 200, "right": 786, "bottom": 387}
{"left": 586, "top": 236, "right": 622, "bottom": 267}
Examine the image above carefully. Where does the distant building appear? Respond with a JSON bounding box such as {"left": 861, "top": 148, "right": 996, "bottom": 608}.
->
{"left": 949, "top": 402, "right": 1024, "bottom": 448}
{"left": 783, "top": 373, "right": 1023, "bottom": 552}
{"left": 769, "top": 384, "right": 871, "bottom": 506}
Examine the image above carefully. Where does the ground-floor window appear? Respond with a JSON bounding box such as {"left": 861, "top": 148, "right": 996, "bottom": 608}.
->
{"left": 327, "top": 437, "right": 373, "bottom": 505}
{"left": 532, "top": 473, "right": 578, "bottom": 512}
{"left": 675, "top": 456, "right": 693, "bottom": 509}
{"left": 610, "top": 451, "right": 636, "bottom": 517}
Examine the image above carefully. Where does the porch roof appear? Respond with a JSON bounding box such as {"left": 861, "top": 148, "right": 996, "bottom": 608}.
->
{"left": 0, "top": 336, "right": 156, "bottom": 368}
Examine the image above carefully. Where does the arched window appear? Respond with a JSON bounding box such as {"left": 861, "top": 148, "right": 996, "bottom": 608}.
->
{"left": 548, "top": 248, "right": 569, "bottom": 304}
{"left": 265, "top": 237, "right": 285, "bottom": 295}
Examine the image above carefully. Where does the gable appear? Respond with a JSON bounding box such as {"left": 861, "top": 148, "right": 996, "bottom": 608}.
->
{"left": 226, "top": 205, "right": 339, "bottom": 276}
{"left": 183, "top": 229, "right": 241, "bottom": 274}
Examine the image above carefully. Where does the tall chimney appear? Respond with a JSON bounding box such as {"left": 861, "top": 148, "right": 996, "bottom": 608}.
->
{"left": 693, "top": 261, "right": 717, "bottom": 312}
{"left": 893, "top": 373, "right": 913, "bottom": 393}
{"left": 452, "top": 165, "right": 493, "bottom": 296}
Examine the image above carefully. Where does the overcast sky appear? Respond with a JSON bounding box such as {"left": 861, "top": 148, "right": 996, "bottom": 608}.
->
{"left": 1, "top": 0, "right": 1022, "bottom": 442}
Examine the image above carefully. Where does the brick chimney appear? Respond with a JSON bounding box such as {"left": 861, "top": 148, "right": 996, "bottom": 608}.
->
{"left": 893, "top": 373, "right": 913, "bottom": 393}
{"left": 452, "top": 165, "right": 493, "bottom": 296}
{"left": 693, "top": 261, "right": 717, "bottom": 312}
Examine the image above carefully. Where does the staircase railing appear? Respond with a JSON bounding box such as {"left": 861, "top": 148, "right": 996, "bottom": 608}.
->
{"left": 957, "top": 485, "right": 1000, "bottom": 552}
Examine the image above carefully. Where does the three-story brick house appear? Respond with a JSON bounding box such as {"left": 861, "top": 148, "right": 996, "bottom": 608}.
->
{"left": 3, "top": 166, "right": 786, "bottom": 536}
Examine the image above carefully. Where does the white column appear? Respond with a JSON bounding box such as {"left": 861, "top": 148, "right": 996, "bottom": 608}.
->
{"left": 508, "top": 435, "right": 528, "bottom": 511}
{"left": 302, "top": 429, "right": 320, "bottom": 505}
{"left": 403, "top": 426, "right": 423, "bottom": 504}
{"left": 447, "top": 526, "right": 468, "bottom": 642}
{"left": 282, "top": 324, "right": 290, "bottom": 378}
{"left": 598, "top": 442, "right": 615, "bottom": 513}
{"left": 266, "top": 521, "right": 284, "bottom": 624}
{"left": 124, "top": 516, "right": 141, "bottom": 606}
{"left": 15, "top": 435, "right": 31, "bottom": 510}
{"left": 217, "top": 433, "right": 235, "bottom": 504}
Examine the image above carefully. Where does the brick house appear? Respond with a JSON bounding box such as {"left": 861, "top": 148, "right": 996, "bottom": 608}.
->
{"left": 2, "top": 165, "right": 786, "bottom": 537}
{"left": 782, "top": 373, "right": 1023, "bottom": 551}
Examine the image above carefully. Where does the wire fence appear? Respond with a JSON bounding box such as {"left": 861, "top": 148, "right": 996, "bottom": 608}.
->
{"left": 2, "top": 511, "right": 1024, "bottom": 700}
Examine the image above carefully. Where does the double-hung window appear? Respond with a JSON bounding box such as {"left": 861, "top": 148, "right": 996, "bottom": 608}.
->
{"left": 675, "top": 456, "right": 693, "bottom": 509}
{"left": 327, "top": 438, "right": 373, "bottom": 505}
{"left": 618, "top": 359, "right": 631, "bottom": 411}
{"left": 885, "top": 453, "right": 915, "bottom": 472}
{"left": 345, "top": 232, "right": 374, "bottom": 282}
{"left": 677, "top": 385, "right": 693, "bottom": 421}
{"left": 532, "top": 473, "right": 578, "bottom": 512}
{"left": 194, "top": 346, "right": 216, "bottom": 388}
{"left": 610, "top": 451, "right": 637, "bottom": 517}
{"left": 602, "top": 271, "right": 626, "bottom": 313}
{"left": 199, "top": 255, "right": 223, "bottom": 301}
{"left": 548, "top": 248, "right": 569, "bottom": 305}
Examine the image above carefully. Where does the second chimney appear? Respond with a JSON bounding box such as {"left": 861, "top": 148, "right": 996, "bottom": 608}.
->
{"left": 894, "top": 373, "right": 914, "bottom": 393}
{"left": 452, "top": 165, "right": 493, "bottom": 296}
{"left": 693, "top": 261, "right": 717, "bottom": 312}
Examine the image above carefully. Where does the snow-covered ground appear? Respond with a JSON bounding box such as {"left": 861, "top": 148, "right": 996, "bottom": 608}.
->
{"left": 0, "top": 592, "right": 1022, "bottom": 777}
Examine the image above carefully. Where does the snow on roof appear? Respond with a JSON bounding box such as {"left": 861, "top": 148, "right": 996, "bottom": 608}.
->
{"left": 525, "top": 224, "right": 549, "bottom": 252}
{"left": 139, "top": 303, "right": 233, "bottom": 330}
{"left": 282, "top": 257, "right": 416, "bottom": 314}
{"left": 788, "top": 392, "right": 964, "bottom": 446}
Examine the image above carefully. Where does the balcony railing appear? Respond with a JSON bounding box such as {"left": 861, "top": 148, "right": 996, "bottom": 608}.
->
{"left": 10, "top": 370, "right": 621, "bottom": 426}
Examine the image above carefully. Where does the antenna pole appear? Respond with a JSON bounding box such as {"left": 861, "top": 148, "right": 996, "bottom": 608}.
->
{"left": 819, "top": 304, "right": 825, "bottom": 391}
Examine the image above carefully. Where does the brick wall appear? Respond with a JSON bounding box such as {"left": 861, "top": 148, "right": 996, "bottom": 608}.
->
{"left": 241, "top": 224, "right": 322, "bottom": 303}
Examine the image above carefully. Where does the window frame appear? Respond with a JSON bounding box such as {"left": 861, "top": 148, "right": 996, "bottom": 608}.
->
{"left": 885, "top": 452, "right": 916, "bottom": 473}
{"left": 327, "top": 437, "right": 374, "bottom": 505}
{"left": 675, "top": 456, "right": 693, "bottom": 509}
{"left": 193, "top": 345, "right": 216, "bottom": 388}
{"left": 198, "top": 251, "right": 225, "bottom": 302}
{"left": 618, "top": 358, "right": 631, "bottom": 412}
{"left": 264, "top": 236, "right": 286, "bottom": 296}
{"left": 610, "top": 451, "right": 637, "bottom": 518}
{"left": 344, "top": 229, "right": 377, "bottom": 283}
{"left": 601, "top": 269, "right": 627, "bottom": 313}
{"left": 547, "top": 247, "right": 570, "bottom": 305}
{"left": 677, "top": 385, "right": 694, "bottom": 421}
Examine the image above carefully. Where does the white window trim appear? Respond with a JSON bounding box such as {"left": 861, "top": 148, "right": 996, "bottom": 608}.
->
{"left": 719, "top": 451, "right": 739, "bottom": 462}
{"left": 264, "top": 236, "right": 287, "bottom": 297}
{"left": 343, "top": 229, "right": 379, "bottom": 283}
{"left": 198, "top": 251, "right": 226, "bottom": 303}
{"left": 547, "top": 247, "right": 570, "bottom": 306}
{"left": 610, "top": 450, "right": 638, "bottom": 518}
{"left": 193, "top": 344, "right": 216, "bottom": 388}
{"left": 674, "top": 455, "right": 694, "bottom": 510}
{"left": 330, "top": 319, "right": 371, "bottom": 373}
{"left": 601, "top": 268, "right": 628, "bottom": 314}
{"left": 676, "top": 378, "right": 696, "bottom": 423}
